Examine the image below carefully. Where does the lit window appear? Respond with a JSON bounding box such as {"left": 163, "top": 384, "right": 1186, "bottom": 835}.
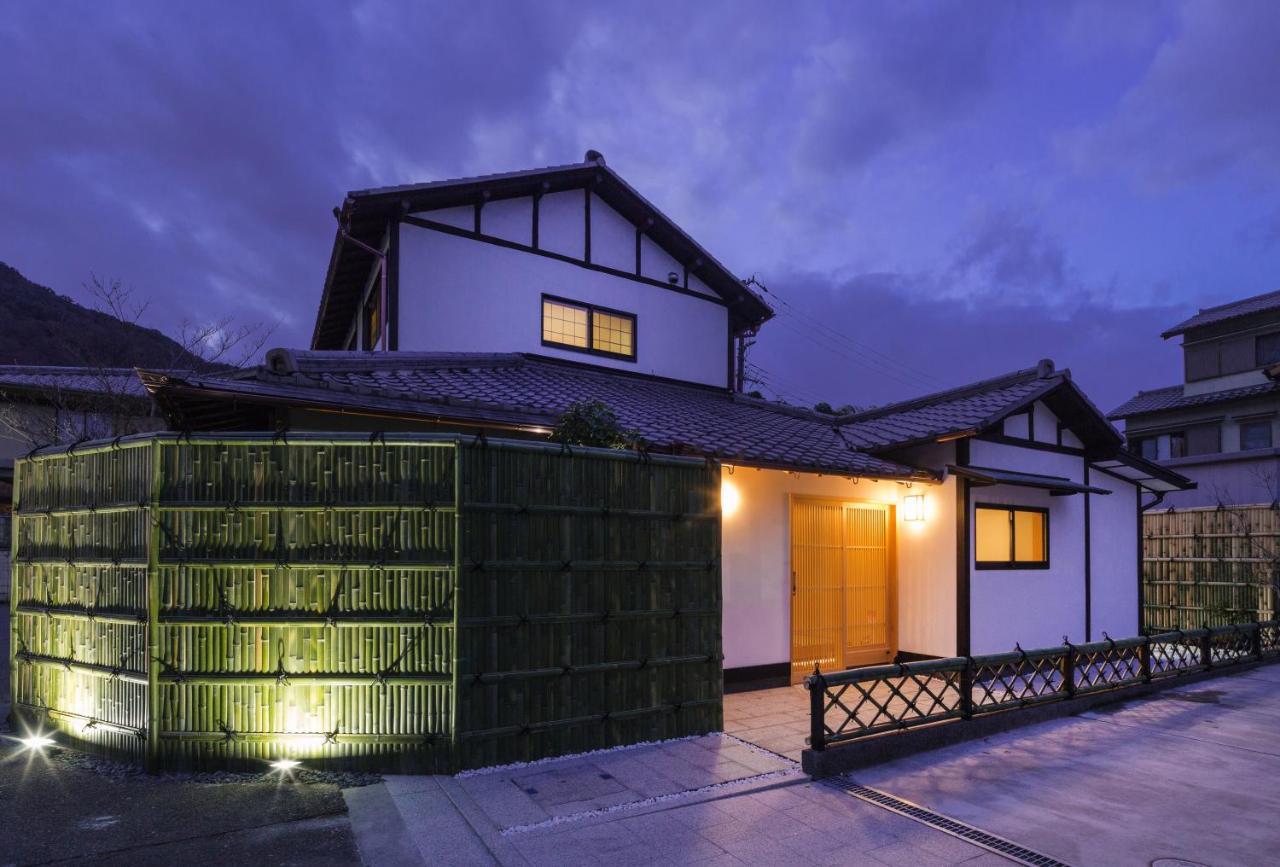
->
{"left": 592, "top": 310, "right": 634, "bottom": 357}
{"left": 541, "top": 295, "right": 636, "bottom": 360}
{"left": 975, "top": 505, "right": 1048, "bottom": 569}
{"left": 542, "top": 299, "right": 589, "bottom": 348}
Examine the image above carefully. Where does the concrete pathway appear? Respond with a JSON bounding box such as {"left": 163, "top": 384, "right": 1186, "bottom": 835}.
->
{"left": 857, "top": 663, "right": 1280, "bottom": 867}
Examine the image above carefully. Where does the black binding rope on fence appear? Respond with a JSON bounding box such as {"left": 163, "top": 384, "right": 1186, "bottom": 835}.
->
{"left": 324, "top": 726, "right": 341, "bottom": 746}
{"left": 324, "top": 569, "right": 348, "bottom": 626}
{"left": 154, "top": 654, "right": 186, "bottom": 683}
{"left": 275, "top": 639, "right": 291, "bottom": 686}
{"left": 376, "top": 632, "right": 422, "bottom": 686}
{"left": 217, "top": 721, "right": 241, "bottom": 743}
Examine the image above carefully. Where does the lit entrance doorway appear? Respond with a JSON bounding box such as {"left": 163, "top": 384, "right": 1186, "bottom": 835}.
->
{"left": 789, "top": 497, "right": 896, "bottom": 683}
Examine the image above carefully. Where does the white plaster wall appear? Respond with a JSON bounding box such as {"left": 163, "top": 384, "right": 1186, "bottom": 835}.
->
{"left": 590, "top": 192, "right": 634, "bottom": 273}
{"left": 720, "top": 466, "right": 956, "bottom": 671}
{"left": 482, "top": 197, "right": 532, "bottom": 246}
{"left": 1088, "top": 468, "right": 1139, "bottom": 638}
{"left": 967, "top": 440, "right": 1088, "bottom": 653}
{"left": 1003, "top": 413, "right": 1029, "bottom": 438}
{"left": 1032, "top": 401, "right": 1059, "bottom": 444}
{"left": 537, "top": 190, "right": 584, "bottom": 259}
{"left": 398, "top": 222, "right": 730, "bottom": 385}
{"left": 639, "top": 235, "right": 681, "bottom": 287}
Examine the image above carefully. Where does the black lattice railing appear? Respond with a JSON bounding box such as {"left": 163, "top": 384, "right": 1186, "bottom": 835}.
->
{"left": 806, "top": 620, "right": 1279, "bottom": 751}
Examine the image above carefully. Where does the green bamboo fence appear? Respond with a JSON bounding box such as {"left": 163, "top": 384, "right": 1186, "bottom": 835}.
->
{"left": 8, "top": 433, "right": 722, "bottom": 773}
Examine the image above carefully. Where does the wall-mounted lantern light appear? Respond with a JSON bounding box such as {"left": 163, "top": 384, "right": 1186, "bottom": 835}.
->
{"left": 903, "top": 494, "right": 925, "bottom": 522}
{"left": 721, "top": 479, "right": 741, "bottom": 518}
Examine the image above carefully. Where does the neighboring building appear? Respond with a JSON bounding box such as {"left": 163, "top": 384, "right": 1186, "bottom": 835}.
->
{"left": 0, "top": 365, "right": 165, "bottom": 599}
{"left": 1110, "top": 290, "right": 1280, "bottom": 508}
{"left": 140, "top": 152, "right": 1191, "bottom": 687}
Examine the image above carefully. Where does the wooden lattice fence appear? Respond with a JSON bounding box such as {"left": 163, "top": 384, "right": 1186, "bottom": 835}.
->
{"left": 8, "top": 432, "right": 721, "bottom": 772}
{"left": 1143, "top": 505, "right": 1280, "bottom": 631}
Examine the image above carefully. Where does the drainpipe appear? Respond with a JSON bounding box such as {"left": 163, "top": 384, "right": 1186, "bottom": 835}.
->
{"left": 333, "top": 208, "right": 388, "bottom": 351}
{"left": 1140, "top": 491, "right": 1167, "bottom": 512}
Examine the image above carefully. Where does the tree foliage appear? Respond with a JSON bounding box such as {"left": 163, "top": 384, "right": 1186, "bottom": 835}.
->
{"left": 552, "top": 400, "right": 641, "bottom": 449}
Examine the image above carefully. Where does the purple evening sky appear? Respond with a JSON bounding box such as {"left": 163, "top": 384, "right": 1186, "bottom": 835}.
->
{"left": 2, "top": 1, "right": 1278, "bottom": 412}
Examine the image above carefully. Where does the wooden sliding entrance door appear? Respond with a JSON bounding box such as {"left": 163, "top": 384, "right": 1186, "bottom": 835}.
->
{"left": 790, "top": 498, "right": 895, "bottom": 683}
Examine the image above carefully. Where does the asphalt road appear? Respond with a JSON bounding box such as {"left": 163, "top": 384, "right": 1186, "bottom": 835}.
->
{"left": 0, "top": 607, "right": 363, "bottom": 866}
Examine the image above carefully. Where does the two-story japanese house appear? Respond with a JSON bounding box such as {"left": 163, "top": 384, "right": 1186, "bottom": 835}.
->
{"left": 142, "top": 152, "right": 1192, "bottom": 688}
{"left": 1111, "top": 291, "right": 1280, "bottom": 508}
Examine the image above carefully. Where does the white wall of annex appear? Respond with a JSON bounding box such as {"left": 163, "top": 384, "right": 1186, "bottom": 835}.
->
{"left": 966, "top": 440, "right": 1088, "bottom": 654}
{"left": 720, "top": 466, "right": 956, "bottom": 671}
{"left": 1088, "top": 468, "right": 1140, "bottom": 638}
{"left": 398, "top": 221, "right": 730, "bottom": 385}
{"left": 1032, "top": 401, "right": 1059, "bottom": 444}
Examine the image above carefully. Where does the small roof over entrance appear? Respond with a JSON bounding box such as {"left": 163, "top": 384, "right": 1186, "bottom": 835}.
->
{"left": 949, "top": 465, "right": 1113, "bottom": 496}
{"left": 1090, "top": 452, "right": 1194, "bottom": 494}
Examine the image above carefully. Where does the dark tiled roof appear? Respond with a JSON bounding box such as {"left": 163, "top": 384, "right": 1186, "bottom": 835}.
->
{"left": 0, "top": 365, "right": 154, "bottom": 399}
{"left": 313, "top": 152, "right": 773, "bottom": 350}
{"left": 1108, "top": 379, "right": 1280, "bottom": 420}
{"left": 148, "top": 351, "right": 930, "bottom": 480}
{"left": 146, "top": 352, "right": 1128, "bottom": 478}
{"left": 837, "top": 362, "right": 1063, "bottom": 450}
{"left": 1162, "top": 288, "right": 1280, "bottom": 338}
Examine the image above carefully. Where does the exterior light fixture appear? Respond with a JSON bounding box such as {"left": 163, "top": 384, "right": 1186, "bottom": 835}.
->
{"left": 720, "top": 479, "right": 741, "bottom": 518}
{"left": 903, "top": 494, "right": 925, "bottom": 522}
{"left": 270, "top": 758, "right": 302, "bottom": 773}
{"left": 19, "top": 734, "right": 56, "bottom": 751}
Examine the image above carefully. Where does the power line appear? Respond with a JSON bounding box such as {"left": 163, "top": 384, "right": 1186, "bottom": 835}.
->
{"left": 764, "top": 314, "right": 935, "bottom": 392}
{"left": 746, "top": 277, "right": 945, "bottom": 390}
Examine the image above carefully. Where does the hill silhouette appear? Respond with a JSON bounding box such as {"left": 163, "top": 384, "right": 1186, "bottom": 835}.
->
{"left": 0, "top": 262, "right": 201, "bottom": 368}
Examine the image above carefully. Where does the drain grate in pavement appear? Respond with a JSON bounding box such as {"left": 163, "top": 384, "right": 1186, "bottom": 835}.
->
{"left": 825, "top": 777, "right": 1070, "bottom": 867}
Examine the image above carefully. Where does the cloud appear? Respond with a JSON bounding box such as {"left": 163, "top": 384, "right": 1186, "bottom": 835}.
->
{"left": 1063, "top": 0, "right": 1280, "bottom": 189}
{"left": 0, "top": 0, "right": 1273, "bottom": 397}
{"left": 748, "top": 269, "right": 1185, "bottom": 415}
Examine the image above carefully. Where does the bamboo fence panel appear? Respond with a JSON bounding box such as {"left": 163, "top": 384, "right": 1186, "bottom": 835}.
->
{"left": 1143, "top": 505, "right": 1280, "bottom": 630}
{"left": 10, "top": 433, "right": 720, "bottom": 773}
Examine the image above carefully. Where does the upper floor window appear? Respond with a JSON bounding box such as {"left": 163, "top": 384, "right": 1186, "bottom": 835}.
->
{"left": 1185, "top": 423, "right": 1220, "bottom": 456}
{"left": 1130, "top": 436, "right": 1158, "bottom": 461}
{"left": 541, "top": 295, "right": 636, "bottom": 361}
{"left": 1257, "top": 333, "right": 1280, "bottom": 367}
{"left": 1240, "top": 419, "right": 1273, "bottom": 451}
{"left": 975, "top": 504, "right": 1049, "bottom": 569}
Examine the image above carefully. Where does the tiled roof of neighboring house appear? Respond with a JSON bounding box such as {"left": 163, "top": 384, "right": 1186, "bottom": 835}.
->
{"left": 313, "top": 151, "right": 773, "bottom": 350}
{"left": 1161, "top": 288, "right": 1280, "bottom": 338}
{"left": 142, "top": 351, "right": 931, "bottom": 480}
{"left": 0, "top": 365, "right": 154, "bottom": 399}
{"left": 1108, "top": 379, "right": 1280, "bottom": 420}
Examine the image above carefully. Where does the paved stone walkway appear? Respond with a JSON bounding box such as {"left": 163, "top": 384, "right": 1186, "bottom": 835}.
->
{"left": 353, "top": 730, "right": 1001, "bottom": 865}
